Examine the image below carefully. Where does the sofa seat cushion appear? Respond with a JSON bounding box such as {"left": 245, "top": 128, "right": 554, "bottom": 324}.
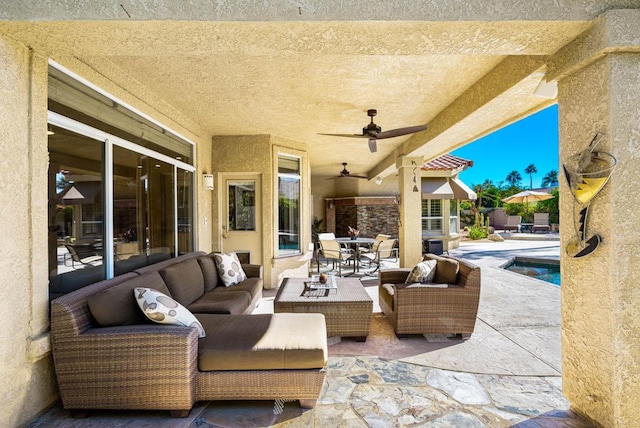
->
{"left": 188, "top": 290, "right": 252, "bottom": 315}
{"left": 196, "top": 313, "right": 327, "bottom": 371}
{"left": 88, "top": 271, "right": 171, "bottom": 326}
{"left": 159, "top": 258, "right": 205, "bottom": 307}
{"left": 210, "top": 277, "right": 263, "bottom": 299}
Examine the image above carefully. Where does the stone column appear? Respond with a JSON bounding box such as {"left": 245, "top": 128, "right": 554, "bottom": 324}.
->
{"left": 396, "top": 156, "right": 423, "bottom": 267}
{"left": 548, "top": 10, "right": 640, "bottom": 427}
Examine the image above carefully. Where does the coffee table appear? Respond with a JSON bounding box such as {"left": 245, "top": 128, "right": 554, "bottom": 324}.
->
{"left": 274, "top": 277, "right": 373, "bottom": 341}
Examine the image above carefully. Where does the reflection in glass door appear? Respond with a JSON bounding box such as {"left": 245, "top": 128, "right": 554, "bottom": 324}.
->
{"left": 48, "top": 124, "right": 105, "bottom": 288}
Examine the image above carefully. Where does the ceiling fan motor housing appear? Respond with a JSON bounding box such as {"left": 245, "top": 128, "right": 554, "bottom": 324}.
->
{"left": 363, "top": 123, "right": 382, "bottom": 136}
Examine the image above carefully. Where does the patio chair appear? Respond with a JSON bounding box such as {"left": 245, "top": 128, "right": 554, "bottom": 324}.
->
{"left": 63, "top": 243, "right": 102, "bottom": 268}
{"left": 360, "top": 238, "right": 398, "bottom": 274}
{"left": 504, "top": 215, "right": 522, "bottom": 232}
{"left": 318, "top": 237, "right": 355, "bottom": 276}
{"left": 359, "top": 233, "right": 391, "bottom": 256}
{"left": 532, "top": 212, "right": 551, "bottom": 233}
{"left": 378, "top": 254, "right": 481, "bottom": 338}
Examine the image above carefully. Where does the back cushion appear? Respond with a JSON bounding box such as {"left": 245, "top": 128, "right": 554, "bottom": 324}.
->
{"left": 159, "top": 258, "right": 205, "bottom": 307}
{"left": 423, "top": 253, "right": 459, "bottom": 284}
{"left": 198, "top": 255, "right": 219, "bottom": 292}
{"left": 88, "top": 271, "right": 171, "bottom": 326}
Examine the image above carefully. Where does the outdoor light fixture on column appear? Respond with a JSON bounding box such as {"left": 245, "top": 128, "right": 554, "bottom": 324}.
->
{"left": 203, "top": 174, "right": 214, "bottom": 190}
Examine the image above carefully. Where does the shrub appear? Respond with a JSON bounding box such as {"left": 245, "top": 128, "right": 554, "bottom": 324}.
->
{"left": 468, "top": 225, "right": 487, "bottom": 240}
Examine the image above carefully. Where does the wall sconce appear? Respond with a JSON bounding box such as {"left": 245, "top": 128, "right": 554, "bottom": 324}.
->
{"left": 375, "top": 176, "right": 383, "bottom": 185}
{"left": 203, "top": 174, "right": 214, "bottom": 190}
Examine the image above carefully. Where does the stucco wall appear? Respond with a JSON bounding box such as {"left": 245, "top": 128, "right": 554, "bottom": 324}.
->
{"left": 211, "top": 135, "right": 311, "bottom": 288}
{"left": 0, "top": 35, "right": 58, "bottom": 427}
{"left": 0, "top": 35, "right": 213, "bottom": 424}
{"left": 559, "top": 53, "right": 640, "bottom": 426}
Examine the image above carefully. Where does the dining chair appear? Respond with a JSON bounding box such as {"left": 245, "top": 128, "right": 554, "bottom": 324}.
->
{"left": 318, "top": 238, "right": 355, "bottom": 277}
{"left": 360, "top": 238, "right": 398, "bottom": 274}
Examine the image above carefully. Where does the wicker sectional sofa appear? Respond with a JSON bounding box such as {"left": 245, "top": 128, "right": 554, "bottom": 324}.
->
{"left": 50, "top": 251, "right": 328, "bottom": 417}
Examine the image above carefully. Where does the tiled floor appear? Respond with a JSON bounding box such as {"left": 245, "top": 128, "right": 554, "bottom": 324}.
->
{"left": 28, "top": 235, "right": 596, "bottom": 427}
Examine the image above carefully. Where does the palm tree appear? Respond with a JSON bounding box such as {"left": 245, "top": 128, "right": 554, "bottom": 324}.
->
{"left": 541, "top": 169, "right": 559, "bottom": 188}
{"left": 505, "top": 170, "right": 522, "bottom": 187}
{"left": 524, "top": 163, "right": 537, "bottom": 189}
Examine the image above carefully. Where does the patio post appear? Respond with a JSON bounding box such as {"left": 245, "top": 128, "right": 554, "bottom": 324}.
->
{"left": 549, "top": 9, "right": 640, "bottom": 427}
{"left": 395, "top": 156, "right": 423, "bottom": 268}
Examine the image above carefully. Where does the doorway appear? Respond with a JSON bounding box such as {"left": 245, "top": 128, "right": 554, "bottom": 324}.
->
{"left": 221, "top": 174, "right": 262, "bottom": 264}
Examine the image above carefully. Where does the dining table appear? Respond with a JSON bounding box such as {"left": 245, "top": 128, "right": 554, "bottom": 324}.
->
{"left": 336, "top": 237, "right": 377, "bottom": 275}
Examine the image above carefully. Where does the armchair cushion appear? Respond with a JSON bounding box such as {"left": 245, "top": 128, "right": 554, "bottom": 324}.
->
{"left": 213, "top": 252, "right": 247, "bottom": 287}
{"left": 423, "top": 253, "right": 459, "bottom": 284}
{"left": 405, "top": 260, "right": 437, "bottom": 284}
{"left": 88, "top": 271, "right": 171, "bottom": 327}
{"left": 134, "top": 287, "right": 206, "bottom": 338}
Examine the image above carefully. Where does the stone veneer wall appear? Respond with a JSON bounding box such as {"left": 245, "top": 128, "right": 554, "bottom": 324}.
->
{"left": 330, "top": 197, "right": 399, "bottom": 238}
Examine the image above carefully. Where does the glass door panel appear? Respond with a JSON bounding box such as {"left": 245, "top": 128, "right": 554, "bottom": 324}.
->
{"left": 48, "top": 124, "right": 105, "bottom": 295}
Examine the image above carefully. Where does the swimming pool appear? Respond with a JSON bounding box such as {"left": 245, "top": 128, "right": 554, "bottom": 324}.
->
{"left": 501, "top": 257, "right": 561, "bottom": 286}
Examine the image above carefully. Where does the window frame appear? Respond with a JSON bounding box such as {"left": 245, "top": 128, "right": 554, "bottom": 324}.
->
{"left": 48, "top": 111, "right": 196, "bottom": 280}
{"left": 421, "top": 198, "right": 444, "bottom": 237}
{"left": 276, "top": 153, "right": 303, "bottom": 257}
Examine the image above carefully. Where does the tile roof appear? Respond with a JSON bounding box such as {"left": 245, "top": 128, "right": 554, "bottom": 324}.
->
{"left": 422, "top": 153, "right": 473, "bottom": 171}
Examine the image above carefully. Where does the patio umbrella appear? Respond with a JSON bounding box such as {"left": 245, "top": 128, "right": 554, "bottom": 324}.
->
{"left": 501, "top": 190, "right": 554, "bottom": 204}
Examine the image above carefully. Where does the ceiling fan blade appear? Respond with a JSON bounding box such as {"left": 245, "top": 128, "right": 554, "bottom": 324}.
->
{"left": 318, "top": 133, "right": 369, "bottom": 139}
{"left": 368, "top": 139, "right": 377, "bottom": 153}
{"left": 375, "top": 124, "right": 428, "bottom": 139}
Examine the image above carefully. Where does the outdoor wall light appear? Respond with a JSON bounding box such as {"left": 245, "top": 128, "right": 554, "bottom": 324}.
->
{"left": 375, "top": 176, "right": 383, "bottom": 185}
{"left": 203, "top": 174, "right": 214, "bottom": 190}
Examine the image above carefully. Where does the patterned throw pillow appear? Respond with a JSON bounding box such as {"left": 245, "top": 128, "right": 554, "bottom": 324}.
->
{"left": 134, "top": 287, "right": 206, "bottom": 338}
{"left": 213, "top": 252, "right": 247, "bottom": 287}
{"left": 405, "top": 259, "right": 438, "bottom": 284}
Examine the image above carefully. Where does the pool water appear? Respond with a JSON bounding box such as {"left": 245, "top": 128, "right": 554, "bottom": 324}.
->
{"left": 503, "top": 258, "right": 561, "bottom": 286}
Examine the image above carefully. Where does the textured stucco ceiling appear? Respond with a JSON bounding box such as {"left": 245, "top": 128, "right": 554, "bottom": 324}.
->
{"left": 0, "top": 6, "right": 597, "bottom": 180}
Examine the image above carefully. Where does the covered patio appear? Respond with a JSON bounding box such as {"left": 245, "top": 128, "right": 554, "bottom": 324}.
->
{"left": 1, "top": 2, "right": 639, "bottom": 427}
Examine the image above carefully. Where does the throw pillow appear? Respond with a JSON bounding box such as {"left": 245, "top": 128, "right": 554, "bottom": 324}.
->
{"left": 134, "top": 287, "right": 206, "bottom": 338}
{"left": 405, "top": 259, "right": 438, "bottom": 284}
{"left": 213, "top": 252, "right": 247, "bottom": 287}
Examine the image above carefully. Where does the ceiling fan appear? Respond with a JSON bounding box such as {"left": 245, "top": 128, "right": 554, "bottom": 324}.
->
{"left": 320, "top": 109, "right": 428, "bottom": 153}
{"left": 325, "top": 163, "right": 367, "bottom": 180}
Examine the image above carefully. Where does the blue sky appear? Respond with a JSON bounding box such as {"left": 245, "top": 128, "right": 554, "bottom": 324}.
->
{"left": 451, "top": 104, "right": 559, "bottom": 189}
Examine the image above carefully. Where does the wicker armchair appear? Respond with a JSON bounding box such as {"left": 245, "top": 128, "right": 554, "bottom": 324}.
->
{"left": 378, "top": 255, "right": 481, "bottom": 338}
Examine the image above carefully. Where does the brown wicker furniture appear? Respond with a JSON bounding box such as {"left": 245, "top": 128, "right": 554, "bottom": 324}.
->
{"left": 274, "top": 277, "right": 373, "bottom": 341}
{"left": 50, "top": 252, "right": 328, "bottom": 417}
{"left": 378, "top": 254, "right": 481, "bottom": 339}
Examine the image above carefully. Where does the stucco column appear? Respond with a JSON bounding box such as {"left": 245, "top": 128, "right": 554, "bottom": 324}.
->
{"left": 550, "top": 10, "right": 640, "bottom": 427}
{"left": 396, "top": 156, "right": 423, "bottom": 267}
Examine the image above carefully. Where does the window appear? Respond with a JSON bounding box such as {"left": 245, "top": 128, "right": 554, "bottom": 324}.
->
{"left": 422, "top": 199, "right": 443, "bottom": 236}
{"left": 47, "top": 65, "right": 195, "bottom": 298}
{"left": 228, "top": 181, "right": 255, "bottom": 231}
{"left": 450, "top": 200, "right": 459, "bottom": 234}
{"left": 278, "top": 155, "right": 301, "bottom": 255}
